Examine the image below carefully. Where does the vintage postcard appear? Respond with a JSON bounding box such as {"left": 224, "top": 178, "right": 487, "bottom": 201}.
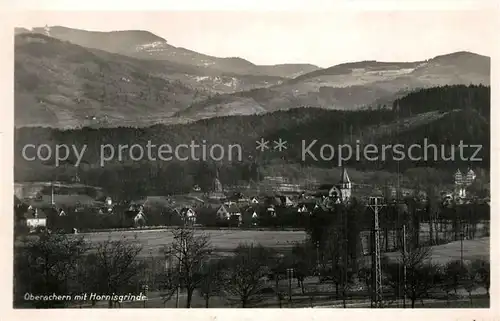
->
{"left": 2, "top": 1, "right": 498, "bottom": 320}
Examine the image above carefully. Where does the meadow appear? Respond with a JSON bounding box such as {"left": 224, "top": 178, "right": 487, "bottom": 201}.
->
{"left": 79, "top": 228, "right": 489, "bottom": 263}
{"left": 80, "top": 228, "right": 308, "bottom": 256}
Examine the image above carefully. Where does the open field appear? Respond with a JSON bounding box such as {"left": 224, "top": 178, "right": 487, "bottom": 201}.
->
{"left": 79, "top": 228, "right": 308, "bottom": 256}
{"left": 78, "top": 228, "right": 489, "bottom": 263}
{"left": 384, "top": 237, "right": 490, "bottom": 264}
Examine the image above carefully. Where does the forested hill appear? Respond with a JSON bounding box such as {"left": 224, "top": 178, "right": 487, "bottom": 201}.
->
{"left": 392, "top": 84, "right": 490, "bottom": 118}
{"left": 15, "top": 85, "right": 490, "bottom": 193}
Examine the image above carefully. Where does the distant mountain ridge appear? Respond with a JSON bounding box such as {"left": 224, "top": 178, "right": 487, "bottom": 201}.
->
{"left": 14, "top": 26, "right": 490, "bottom": 128}
{"left": 176, "top": 51, "right": 490, "bottom": 120}
{"left": 14, "top": 33, "right": 294, "bottom": 127}
{"left": 18, "top": 26, "right": 320, "bottom": 78}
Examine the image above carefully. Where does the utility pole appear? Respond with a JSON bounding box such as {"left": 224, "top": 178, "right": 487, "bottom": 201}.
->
{"left": 315, "top": 241, "right": 320, "bottom": 278}
{"left": 286, "top": 268, "right": 294, "bottom": 307}
{"left": 343, "top": 205, "right": 348, "bottom": 308}
{"left": 368, "top": 196, "right": 385, "bottom": 308}
{"left": 175, "top": 232, "right": 183, "bottom": 308}
{"left": 460, "top": 221, "right": 464, "bottom": 268}
{"left": 402, "top": 224, "right": 407, "bottom": 308}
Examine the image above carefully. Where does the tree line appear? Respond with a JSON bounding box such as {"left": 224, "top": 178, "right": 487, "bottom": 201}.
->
{"left": 15, "top": 85, "right": 490, "bottom": 188}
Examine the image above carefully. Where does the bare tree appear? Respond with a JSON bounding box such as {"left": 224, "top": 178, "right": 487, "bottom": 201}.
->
{"left": 83, "top": 239, "right": 144, "bottom": 308}
{"left": 221, "top": 244, "right": 273, "bottom": 307}
{"left": 269, "top": 252, "right": 288, "bottom": 308}
{"left": 386, "top": 245, "right": 439, "bottom": 308}
{"left": 471, "top": 259, "right": 490, "bottom": 296}
{"left": 320, "top": 226, "right": 346, "bottom": 300}
{"left": 163, "top": 227, "right": 213, "bottom": 308}
{"left": 14, "top": 233, "right": 88, "bottom": 308}
{"left": 290, "top": 242, "right": 315, "bottom": 294}
{"left": 156, "top": 268, "right": 178, "bottom": 307}
{"left": 443, "top": 260, "right": 467, "bottom": 295}
{"left": 197, "top": 258, "right": 225, "bottom": 308}
{"left": 463, "top": 262, "right": 480, "bottom": 305}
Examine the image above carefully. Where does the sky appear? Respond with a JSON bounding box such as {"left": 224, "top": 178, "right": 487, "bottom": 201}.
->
{"left": 12, "top": 9, "right": 497, "bottom": 67}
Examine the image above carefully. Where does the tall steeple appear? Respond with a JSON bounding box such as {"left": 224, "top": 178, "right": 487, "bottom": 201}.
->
{"left": 338, "top": 167, "right": 352, "bottom": 201}
{"left": 340, "top": 167, "right": 351, "bottom": 187}
{"left": 212, "top": 166, "right": 223, "bottom": 193}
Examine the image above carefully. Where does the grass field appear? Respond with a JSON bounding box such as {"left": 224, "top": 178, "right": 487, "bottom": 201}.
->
{"left": 79, "top": 228, "right": 489, "bottom": 263}
{"left": 384, "top": 237, "right": 490, "bottom": 264}
{"left": 80, "top": 228, "right": 308, "bottom": 256}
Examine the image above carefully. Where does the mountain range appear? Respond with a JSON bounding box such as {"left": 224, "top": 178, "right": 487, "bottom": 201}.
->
{"left": 14, "top": 26, "right": 490, "bottom": 128}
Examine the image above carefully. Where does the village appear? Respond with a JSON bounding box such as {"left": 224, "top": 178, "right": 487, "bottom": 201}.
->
{"left": 14, "top": 167, "right": 489, "bottom": 236}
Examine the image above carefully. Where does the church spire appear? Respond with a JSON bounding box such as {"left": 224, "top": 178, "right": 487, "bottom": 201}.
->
{"left": 340, "top": 167, "right": 351, "bottom": 184}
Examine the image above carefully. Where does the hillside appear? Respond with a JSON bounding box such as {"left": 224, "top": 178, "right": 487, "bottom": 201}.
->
{"left": 24, "top": 26, "right": 320, "bottom": 78}
{"left": 15, "top": 85, "right": 490, "bottom": 196}
{"left": 176, "top": 52, "right": 490, "bottom": 121}
{"left": 14, "top": 33, "right": 287, "bottom": 127}
{"left": 14, "top": 27, "right": 490, "bottom": 127}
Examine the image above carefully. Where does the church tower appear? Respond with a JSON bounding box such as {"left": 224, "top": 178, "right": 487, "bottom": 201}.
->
{"left": 338, "top": 167, "right": 352, "bottom": 202}
{"left": 212, "top": 167, "right": 223, "bottom": 193}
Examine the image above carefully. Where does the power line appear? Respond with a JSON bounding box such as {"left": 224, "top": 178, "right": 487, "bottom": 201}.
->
{"left": 368, "top": 196, "right": 385, "bottom": 308}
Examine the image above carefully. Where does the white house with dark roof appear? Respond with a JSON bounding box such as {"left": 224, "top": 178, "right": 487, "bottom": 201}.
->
{"left": 24, "top": 208, "right": 47, "bottom": 230}
{"left": 180, "top": 207, "right": 197, "bottom": 224}
{"left": 216, "top": 204, "right": 242, "bottom": 221}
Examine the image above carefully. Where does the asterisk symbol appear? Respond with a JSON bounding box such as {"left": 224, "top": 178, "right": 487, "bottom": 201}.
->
{"left": 273, "top": 138, "right": 287, "bottom": 151}
{"left": 256, "top": 138, "right": 270, "bottom": 152}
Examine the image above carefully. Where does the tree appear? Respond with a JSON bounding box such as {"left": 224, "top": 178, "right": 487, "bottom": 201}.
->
{"left": 14, "top": 233, "right": 88, "bottom": 308}
{"left": 358, "top": 266, "right": 373, "bottom": 307}
{"left": 463, "top": 262, "right": 479, "bottom": 305}
{"left": 385, "top": 245, "right": 438, "bottom": 308}
{"left": 290, "top": 242, "right": 316, "bottom": 294}
{"left": 83, "top": 238, "right": 144, "bottom": 308}
{"left": 320, "top": 233, "right": 345, "bottom": 299}
{"left": 268, "top": 252, "right": 285, "bottom": 307}
{"left": 471, "top": 259, "right": 490, "bottom": 296}
{"left": 403, "top": 247, "right": 439, "bottom": 308}
{"left": 221, "top": 244, "right": 273, "bottom": 307}
{"left": 154, "top": 253, "right": 178, "bottom": 307}
{"left": 197, "top": 259, "right": 225, "bottom": 308}
{"left": 163, "top": 227, "right": 213, "bottom": 308}
{"left": 319, "top": 210, "right": 353, "bottom": 304}
{"left": 443, "top": 260, "right": 467, "bottom": 295}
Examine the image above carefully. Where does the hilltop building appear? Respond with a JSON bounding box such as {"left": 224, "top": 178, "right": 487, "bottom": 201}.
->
{"left": 454, "top": 168, "right": 476, "bottom": 198}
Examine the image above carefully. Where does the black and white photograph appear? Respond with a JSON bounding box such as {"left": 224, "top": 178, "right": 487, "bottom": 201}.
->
{"left": 9, "top": 6, "right": 494, "bottom": 311}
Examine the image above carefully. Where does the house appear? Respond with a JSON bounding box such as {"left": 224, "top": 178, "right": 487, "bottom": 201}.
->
{"left": 180, "top": 207, "right": 197, "bottom": 224}
{"left": 264, "top": 196, "right": 282, "bottom": 207}
{"left": 241, "top": 207, "right": 259, "bottom": 226}
{"left": 250, "top": 197, "right": 259, "bottom": 204}
{"left": 24, "top": 208, "right": 47, "bottom": 230}
{"left": 278, "top": 195, "right": 294, "bottom": 207}
{"left": 216, "top": 204, "right": 242, "bottom": 222}
{"left": 454, "top": 168, "right": 477, "bottom": 199}
{"left": 266, "top": 204, "right": 276, "bottom": 217}
{"left": 223, "top": 200, "right": 237, "bottom": 207}
{"left": 297, "top": 200, "right": 316, "bottom": 214}
{"left": 216, "top": 205, "right": 230, "bottom": 220}
{"left": 134, "top": 209, "right": 146, "bottom": 226}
